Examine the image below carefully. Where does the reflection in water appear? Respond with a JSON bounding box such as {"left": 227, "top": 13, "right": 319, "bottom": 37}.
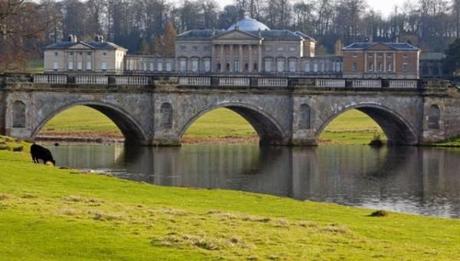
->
{"left": 48, "top": 143, "right": 460, "bottom": 218}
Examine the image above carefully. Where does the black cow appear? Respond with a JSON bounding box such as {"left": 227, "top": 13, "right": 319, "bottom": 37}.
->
{"left": 30, "top": 144, "right": 56, "bottom": 165}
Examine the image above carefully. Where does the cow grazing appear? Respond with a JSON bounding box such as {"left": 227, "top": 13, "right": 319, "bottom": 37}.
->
{"left": 30, "top": 144, "right": 56, "bottom": 165}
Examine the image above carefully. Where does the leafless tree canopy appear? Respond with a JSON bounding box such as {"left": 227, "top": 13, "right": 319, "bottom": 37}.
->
{"left": 2, "top": 0, "right": 460, "bottom": 72}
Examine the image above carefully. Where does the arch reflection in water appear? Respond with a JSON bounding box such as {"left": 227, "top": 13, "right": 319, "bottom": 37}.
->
{"left": 49, "top": 143, "right": 460, "bottom": 218}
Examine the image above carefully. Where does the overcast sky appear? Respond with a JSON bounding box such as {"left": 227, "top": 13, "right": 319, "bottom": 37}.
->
{"left": 180, "top": 0, "right": 407, "bottom": 17}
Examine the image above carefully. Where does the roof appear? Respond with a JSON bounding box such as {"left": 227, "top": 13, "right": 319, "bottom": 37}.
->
{"left": 227, "top": 17, "right": 270, "bottom": 31}
{"left": 343, "top": 42, "right": 419, "bottom": 51}
{"left": 176, "top": 29, "right": 225, "bottom": 41}
{"left": 177, "top": 29, "right": 313, "bottom": 42}
{"left": 45, "top": 39, "right": 126, "bottom": 51}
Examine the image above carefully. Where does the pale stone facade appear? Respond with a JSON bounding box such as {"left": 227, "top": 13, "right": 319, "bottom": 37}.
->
{"left": 44, "top": 35, "right": 127, "bottom": 74}
{"left": 43, "top": 18, "right": 421, "bottom": 79}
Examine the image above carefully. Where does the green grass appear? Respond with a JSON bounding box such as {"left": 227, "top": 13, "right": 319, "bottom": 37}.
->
{"left": 1, "top": 137, "right": 460, "bottom": 260}
{"left": 42, "top": 106, "right": 122, "bottom": 135}
{"left": 39, "top": 105, "right": 460, "bottom": 145}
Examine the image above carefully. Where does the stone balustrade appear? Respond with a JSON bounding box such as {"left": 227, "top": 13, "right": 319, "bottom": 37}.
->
{"left": 315, "top": 79, "right": 346, "bottom": 88}
{"left": 33, "top": 74, "right": 67, "bottom": 84}
{"left": 352, "top": 80, "right": 382, "bottom": 88}
{"left": 114, "top": 76, "right": 149, "bottom": 85}
{"left": 388, "top": 80, "right": 418, "bottom": 89}
{"left": 75, "top": 75, "right": 108, "bottom": 85}
{"left": 218, "top": 77, "right": 250, "bottom": 87}
{"left": 178, "top": 77, "right": 211, "bottom": 86}
{"left": 257, "top": 78, "right": 288, "bottom": 87}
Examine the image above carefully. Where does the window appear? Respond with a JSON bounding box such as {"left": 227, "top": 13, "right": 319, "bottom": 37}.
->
{"left": 289, "top": 47, "right": 296, "bottom": 52}
{"left": 77, "top": 62, "right": 82, "bottom": 70}
{"left": 277, "top": 59, "right": 285, "bottom": 72}
{"left": 179, "top": 59, "right": 186, "bottom": 72}
{"left": 313, "top": 63, "right": 318, "bottom": 72}
{"left": 217, "top": 63, "right": 221, "bottom": 72}
{"left": 103, "top": 52, "right": 107, "bottom": 56}
{"left": 192, "top": 59, "right": 199, "bottom": 72}
{"left": 158, "top": 62, "right": 163, "bottom": 72}
{"left": 388, "top": 63, "right": 393, "bottom": 72}
{"left": 86, "top": 61, "right": 91, "bottom": 70}
{"left": 53, "top": 62, "right": 58, "bottom": 71}
{"left": 378, "top": 63, "right": 383, "bottom": 72}
{"left": 277, "top": 47, "right": 284, "bottom": 51}
{"left": 352, "top": 62, "right": 357, "bottom": 72}
{"left": 150, "top": 63, "right": 154, "bottom": 71}
{"left": 265, "top": 59, "right": 272, "bottom": 72}
{"left": 54, "top": 52, "right": 58, "bottom": 56}
{"left": 402, "top": 63, "right": 408, "bottom": 72}
{"left": 234, "top": 60, "right": 240, "bottom": 72}
{"left": 289, "top": 60, "right": 296, "bottom": 72}
{"left": 253, "top": 63, "right": 258, "bottom": 72}
{"left": 143, "top": 62, "right": 147, "bottom": 71}
{"left": 101, "top": 62, "right": 107, "bottom": 71}
{"left": 166, "top": 62, "right": 172, "bottom": 72}
{"left": 204, "top": 59, "right": 211, "bottom": 72}
{"left": 304, "top": 62, "right": 310, "bottom": 72}
{"left": 68, "top": 61, "right": 73, "bottom": 70}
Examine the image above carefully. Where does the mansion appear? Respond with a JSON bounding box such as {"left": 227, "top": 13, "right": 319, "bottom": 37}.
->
{"left": 44, "top": 17, "right": 422, "bottom": 79}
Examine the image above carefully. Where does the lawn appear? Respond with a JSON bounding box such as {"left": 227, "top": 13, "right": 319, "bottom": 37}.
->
{"left": 1, "top": 137, "right": 460, "bottom": 260}
{"left": 41, "top": 106, "right": 388, "bottom": 144}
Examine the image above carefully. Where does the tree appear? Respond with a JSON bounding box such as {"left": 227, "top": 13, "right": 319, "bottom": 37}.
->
{"left": 0, "top": 0, "right": 51, "bottom": 72}
{"left": 152, "top": 20, "right": 176, "bottom": 57}
{"left": 443, "top": 38, "right": 460, "bottom": 76}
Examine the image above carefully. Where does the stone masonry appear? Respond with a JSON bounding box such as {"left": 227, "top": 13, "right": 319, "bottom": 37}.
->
{"left": 0, "top": 75, "right": 459, "bottom": 146}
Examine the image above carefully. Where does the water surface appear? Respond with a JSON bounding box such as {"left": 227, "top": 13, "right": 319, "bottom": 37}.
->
{"left": 48, "top": 143, "right": 460, "bottom": 218}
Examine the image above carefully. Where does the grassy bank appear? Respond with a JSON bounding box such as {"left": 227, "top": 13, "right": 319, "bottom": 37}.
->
{"left": 1, "top": 139, "right": 460, "bottom": 259}
{"left": 41, "top": 106, "right": 387, "bottom": 144}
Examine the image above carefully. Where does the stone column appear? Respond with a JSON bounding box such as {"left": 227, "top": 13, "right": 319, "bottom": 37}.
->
{"left": 383, "top": 52, "right": 387, "bottom": 73}
{"left": 393, "top": 53, "right": 396, "bottom": 74}
{"left": 373, "top": 52, "right": 377, "bottom": 74}
{"left": 364, "top": 52, "right": 367, "bottom": 73}
{"left": 220, "top": 44, "right": 225, "bottom": 73}
{"left": 249, "top": 45, "right": 253, "bottom": 73}
{"left": 239, "top": 44, "right": 243, "bottom": 73}
{"left": 211, "top": 45, "right": 216, "bottom": 73}
{"left": 258, "top": 45, "right": 262, "bottom": 73}
{"left": 230, "top": 44, "right": 234, "bottom": 73}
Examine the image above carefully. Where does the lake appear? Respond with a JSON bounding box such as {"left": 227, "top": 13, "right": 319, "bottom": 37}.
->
{"left": 47, "top": 143, "right": 460, "bottom": 218}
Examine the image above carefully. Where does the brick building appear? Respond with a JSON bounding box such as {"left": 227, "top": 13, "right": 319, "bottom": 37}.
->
{"left": 342, "top": 42, "right": 420, "bottom": 79}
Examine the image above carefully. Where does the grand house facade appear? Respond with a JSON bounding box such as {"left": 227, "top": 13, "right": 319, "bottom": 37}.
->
{"left": 44, "top": 17, "right": 422, "bottom": 79}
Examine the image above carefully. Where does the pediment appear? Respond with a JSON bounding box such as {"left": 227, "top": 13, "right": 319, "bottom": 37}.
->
{"left": 367, "top": 43, "right": 393, "bottom": 51}
{"left": 213, "top": 30, "right": 261, "bottom": 41}
{"left": 68, "top": 43, "right": 93, "bottom": 49}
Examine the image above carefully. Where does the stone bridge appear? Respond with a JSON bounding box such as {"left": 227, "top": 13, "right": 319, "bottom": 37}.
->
{"left": 0, "top": 74, "right": 459, "bottom": 146}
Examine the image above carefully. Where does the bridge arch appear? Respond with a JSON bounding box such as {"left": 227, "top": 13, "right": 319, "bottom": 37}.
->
{"left": 316, "top": 103, "right": 418, "bottom": 145}
{"left": 31, "top": 101, "right": 148, "bottom": 144}
{"left": 179, "top": 102, "right": 287, "bottom": 145}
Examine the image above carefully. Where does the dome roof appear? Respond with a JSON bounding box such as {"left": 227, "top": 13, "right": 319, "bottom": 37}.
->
{"left": 227, "top": 17, "right": 270, "bottom": 32}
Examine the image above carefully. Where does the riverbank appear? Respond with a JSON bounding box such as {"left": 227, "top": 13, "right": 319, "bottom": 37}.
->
{"left": 1, "top": 137, "right": 460, "bottom": 259}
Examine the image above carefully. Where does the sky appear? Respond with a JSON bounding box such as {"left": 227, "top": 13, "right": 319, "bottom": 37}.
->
{"left": 202, "top": 0, "right": 405, "bottom": 17}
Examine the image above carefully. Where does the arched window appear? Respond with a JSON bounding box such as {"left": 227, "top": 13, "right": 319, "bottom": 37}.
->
{"left": 428, "top": 105, "right": 441, "bottom": 129}
{"left": 12, "top": 101, "right": 26, "bottom": 128}
{"left": 299, "top": 104, "right": 311, "bottom": 129}
{"left": 160, "top": 103, "right": 173, "bottom": 129}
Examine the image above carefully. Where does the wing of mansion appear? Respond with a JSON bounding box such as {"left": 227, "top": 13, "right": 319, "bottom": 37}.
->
{"left": 44, "top": 17, "right": 422, "bottom": 79}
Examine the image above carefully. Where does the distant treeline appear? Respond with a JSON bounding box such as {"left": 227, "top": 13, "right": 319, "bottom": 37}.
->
{"left": 2, "top": 0, "right": 460, "bottom": 71}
